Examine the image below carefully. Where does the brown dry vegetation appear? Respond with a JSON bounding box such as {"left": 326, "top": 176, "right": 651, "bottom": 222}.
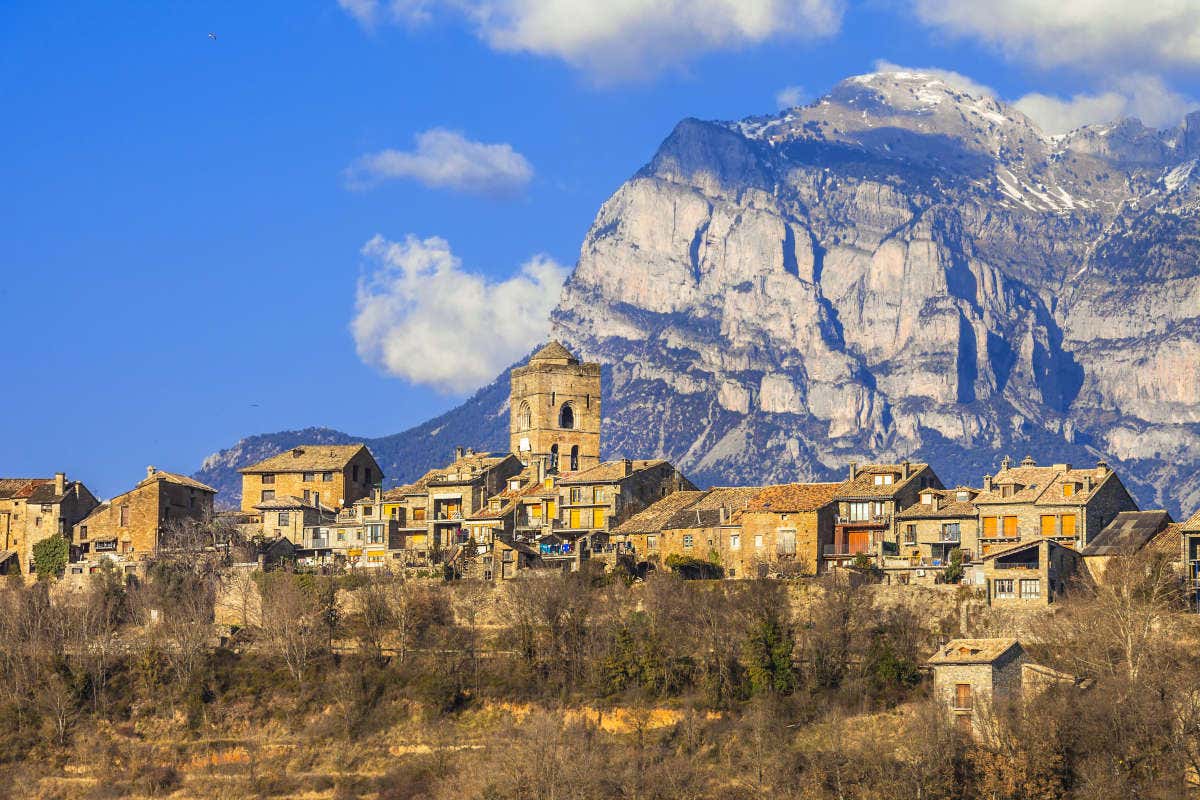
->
{"left": 2, "top": 542, "right": 1199, "bottom": 800}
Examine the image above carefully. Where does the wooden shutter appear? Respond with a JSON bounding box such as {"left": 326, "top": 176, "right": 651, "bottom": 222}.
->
{"left": 1041, "top": 515, "right": 1056, "bottom": 537}
{"left": 1062, "top": 515, "right": 1077, "bottom": 538}
{"left": 570, "top": 509, "right": 581, "bottom": 529}
{"left": 982, "top": 517, "right": 997, "bottom": 537}
{"left": 1003, "top": 517, "right": 1018, "bottom": 537}
{"left": 955, "top": 683, "right": 972, "bottom": 709}
{"left": 594, "top": 508, "right": 606, "bottom": 529}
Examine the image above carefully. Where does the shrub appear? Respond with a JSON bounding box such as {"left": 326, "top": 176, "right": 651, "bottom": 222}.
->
{"left": 32, "top": 534, "right": 68, "bottom": 581}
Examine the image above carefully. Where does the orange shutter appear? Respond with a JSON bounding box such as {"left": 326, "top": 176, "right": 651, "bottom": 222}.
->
{"left": 1041, "top": 516, "right": 1056, "bottom": 537}
{"left": 1062, "top": 515, "right": 1077, "bottom": 538}
{"left": 1062, "top": 483, "right": 1076, "bottom": 497}
{"left": 594, "top": 508, "right": 606, "bottom": 529}
{"left": 570, "top": 509, "right": 581, "bottom": 529}
{"left": 1003, "top": 517, "right": 1018, "bottom": 538}
{"left": 983, "top": 517, "right": 997, "bottom": 538}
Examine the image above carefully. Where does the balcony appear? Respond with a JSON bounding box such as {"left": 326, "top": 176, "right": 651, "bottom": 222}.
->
{"left": 993, "top": 561, "right": 1038, "bottom": 571}
{"left": 310, "top": 538, "right": 329, "bottom": 549}
{"left": 835, "top": 514, "right": 892, "bottom": 528}
{"left": 823, "top": 544, "right": 871, "bottom": 558}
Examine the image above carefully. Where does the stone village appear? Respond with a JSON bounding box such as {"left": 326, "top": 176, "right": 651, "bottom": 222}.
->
{"left": 5, "top": 342, "right": 1199, "bottom": 608}
{"left": 4, "top": 341, "right": 1200, "bottom": 734}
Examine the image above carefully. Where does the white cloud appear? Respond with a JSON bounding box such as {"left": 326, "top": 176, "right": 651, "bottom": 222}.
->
{"left": 775, "top": 85, "right": 808, "bottom": 109}
{"left": 351, "top": 234, "right": 568, "bottom": 394}
{"left": 339, "top": 0, "right": 845, "bottom": 81}
{"left": 344, "top": 128, "right": 533, "bottom": 196}
{"left": 910, "top": 0, "right": 1200, "bottom": 73}
{"left": 1014, "top": 75, "right": 1199, "bottom": 134}
{"left": 870, "top": 61, "right": 1197, "bottom": 133}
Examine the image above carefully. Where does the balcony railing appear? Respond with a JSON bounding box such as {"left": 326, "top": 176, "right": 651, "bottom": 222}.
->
{"left": 835, "top": 514, "right": 892, "bottom": 527}
{"left": 310, "top": 538, "right": 329, "bottom": 549}
{"left": 823, "top": 544, "right": 871, "bottom": 557}
{"left": 994, "top": 561, "right": 1039, "bottom": 570}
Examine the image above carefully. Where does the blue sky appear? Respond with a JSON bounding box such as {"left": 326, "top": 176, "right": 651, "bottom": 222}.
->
{"left": 2, "top": 0, "right": 1197, "bottom": 497}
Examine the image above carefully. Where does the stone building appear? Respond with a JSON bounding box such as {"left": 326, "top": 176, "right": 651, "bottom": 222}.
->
{"left": 611, "top": 489, "right": 706, "bottom": 567}
{"left": 639, "top": 487, "right": 763, "bottom": 578}
{"left": 0, "top": 474, "right": 99, "bottom": 576}
{"left": 887, "top": 487, "right": 980, "bottom": 584}
{"left": 1180, "top": 511, "right": 1200, "bottom": 610}
{"left": 733, "top": 483, "right": 841, "bottom": 577}
{"left": 509, "top": 342, "right": 601, "bottom": 474}
{"left": 253, "top": 495, "right": 335, "bottom": 542}
{"left": 297, "top": 487, "right": 406, "bottom": 569}
{"left": 1081, "top": 510, "right": 1174, "bottom": 582}
{"left": 74, "top": 467, "right": 216, "bottom": 561}
{"left": 972, "top": 456, "right": 1137, "bottom": 554}
{"left": 828, "top": 462, "right": 942, "bottom": 568}
{"left": 975, "top": 537, "right": 1084, "bottom": 606}
{"left": 237, "top": 444, "right": 382, "bottom": 514}
{"left": 555, "top": 459, "right": 694, "bottom": 538}
{"left": 928, "top": 639, "right": 1026, "bottom": 736}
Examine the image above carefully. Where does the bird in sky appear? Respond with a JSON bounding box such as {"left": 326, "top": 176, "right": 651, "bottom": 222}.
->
{"left": 208, "top": 32, "right": 217, "bottom": 40}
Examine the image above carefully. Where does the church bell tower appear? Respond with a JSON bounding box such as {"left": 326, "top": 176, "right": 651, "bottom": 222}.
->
{"left": 510, "top": 341, "right": 601, "bottom": 473}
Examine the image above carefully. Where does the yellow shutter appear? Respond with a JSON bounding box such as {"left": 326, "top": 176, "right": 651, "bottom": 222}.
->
{"left": 594, "top": 508, "right": 606, "bottom": 529}
{"left": 548, "top": 501, "right": 557, "bottom": 520}
{"left": 1041, "top": 515, "right": 1056, "bottom": 537}
{"left": 570, "top": 509, "right": 581, "bottom": 529}
{"left": 982, "top": 517, "right": 997, "bottom": 538}
{"left": 1003, "top": 517, "right": 1018, "bottom": 537}
{"left": 1062, "top": 483, "right": 1076, "bottom": 497}
{"left": 530, "top": 504, "right": 542, "bottom": 519}
{"left": 1062, "top": 515, "right": 1077, "bottom": 538}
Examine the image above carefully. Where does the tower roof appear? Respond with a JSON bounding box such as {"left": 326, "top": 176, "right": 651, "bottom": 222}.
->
{"left": 529, "top": 340, "right": 578, "bottom": 365}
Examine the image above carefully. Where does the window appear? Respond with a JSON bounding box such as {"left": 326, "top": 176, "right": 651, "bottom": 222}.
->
{"left": 569, "top": 509, "right": 582, "bottom": 529}
{"left": 368, "top": 524, "right": 384, "bottom": 544}
{"left": 569, "top": 445, "right": 579, "bottom": 471}
{"left": 755, "top": 534, "right": 764, "bottom": 549}
{"left": 302, "top": 472, "right": 315, "bottom": 482}
{"left": 313, "top": 492, "right": 320, "bottom": 508}
{"left": 683, "top": 534, "right": 694, "bottom": 549}
{"left": 262, "top": 474, "right": 275, "bottom": 485}
{"left": 595, "top": 488, "right": 605, "bottom": 502}
{"left": 982, "top": 517, "right": 997, "bottom": 537}
{"left": 903, "top": 524, "right": 917, "bottom": 545}
{"left": 956, "top": 490, "right": 971, "bottom": 502}
{"left": 594, "top": 508, "right": 606, "bottom": 528}
{"left": 509, "top": 479, "right": 522, "bottom": 492}
{"left": 1062, "top": 515, "right": 1077, "bottom": 538}
{"left": 80, "top": 525, "right": 88, "bottom": 539}
{"left": 646, "top": 534, "right": 658, "bottom": 549}
{"left": 517, "top": 402, "right": 532, "bottom": 431}
{"left": 322, "top": 471, "right": 334, "bottom": 482}
{"left": 303, "top": 490, "right": 311, "bottom": 503}
{"left": 337, "top": 530, "right": 346, "bottom": 542}
{"left": 119, "top": 505, "right": 129, "bottom": 527}
{"left": 1041, "top": 515, "right": 1057, "bottom": 537}
{"left": 1001, "top": 485, "right": 1013, "bottom": 498}
{"left": 570, "top": 487, "right": 584, "bottom": 504}
{"left": 413, "top": 508, "right": 426, "bottom": 522}
{"left": 729, "top": 568, "right": 736, "bottom": 578}
{"left": 530, "top": 504, "right": 542, "bottom": 520}
{"left": 942, "top": 523, "right": 960, "bottom": 541}
{"left": 1062, "top": 483, "right": 1076, "bottom": 497}
{"left": 729, "top": 533, "right": 740, "bottom": 550}
{"left": 994, "top": 578, "right": 1015, "bottom": 598}
{"left": 278, "top": 512, "right": 290, "bottom": 526}
{"left": 873, "top": 473, "right": 894, "bottom": 486}
{"left": 1003, "top": 517, "right": 1018, "bottom": 537}
{"left": 847, "top": 502, "right": 872, "bottom": 522}
{"left": 922, "top": 492, "right": 934, "bottom": 504}
{"left": 549, "top": 444, "right": 559, "bottom": 471}
{"left": 559, "top": 403, "right": 575, "bottom": 430}
{"left": 777, "top": 530, "right": 796, "bottom": 556}
{"left": 954, "top": 683, "right": 973, "bottom": 710}
{"left": 352, "top": 465, "right": 360, "bottom": 482}
{"left": 363, "top": 505, "right": 374, "bottom": 517}
{"left": 261, "top": 490, "right": 275, "bottom": 502}
{"left": 34, "top": 517, "right": 41, "bottom": 528}
{"left": 1020, "top": 579, "right": 1041, "bottom": 599}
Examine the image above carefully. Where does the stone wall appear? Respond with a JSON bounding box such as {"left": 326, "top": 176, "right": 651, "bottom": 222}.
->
{"left": 510, "top": 358, "right": 602, "bottom": 471}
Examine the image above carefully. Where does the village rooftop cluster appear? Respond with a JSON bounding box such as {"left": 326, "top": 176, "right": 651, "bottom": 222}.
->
{"left": 4, "top": 342, "right": 1199, "bottom": 612}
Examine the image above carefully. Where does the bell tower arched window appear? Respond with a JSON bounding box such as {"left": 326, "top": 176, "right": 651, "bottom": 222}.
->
{"left": 549, "top": 444, "right": 559, "bottom": 472}
{"left": 518, "top": 401, "right": 531, "bottom": 431}
{"left": 570, "top": 445, "right": 580, "bottom": 471}
{"left": 558, "top": 403, "right": 575, "bottom": 430}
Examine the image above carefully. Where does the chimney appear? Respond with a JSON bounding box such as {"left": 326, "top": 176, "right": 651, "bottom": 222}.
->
{"left": 849, "top": 461, "right": 859, "bottom": 481}
{"left": 999, "top": 456, "right": 1011, "bottom": 472}
{"left": 466, "top": 447, "right": 475, "bottom": 456}
{"left": 1021, "top": 455, "right": 1036, "bottom": 467}
{"left": 1083, "top": 475, "right": 1094, "bottom": 493}
{"left": 455, "top": 446, "right": 465, "bottom": 460}
{"left": 54, "top": 472, "right": 66, "bottom": 495}
{"left": 291, "top": 447, "right": 303, "bottom": 458}
{"left": 719, "top": 505, "right": 727, "bottom": 524}
{"left": 537, "top": 458, "right": 547, "bottom": 483}
{"left": 983, "top": 474, "right": 993, "bottom": 492}
{"left": 1096, "top": 460, "right": 1109, "bottom": 479}
{"left": 902, "top": 460, "right": 911, "bottom": 480}
{"left": 146, "top": 465, "right": 157, "bottom": 480}
{"left": 623, "top": 458, "right": 633, "bottom": 476}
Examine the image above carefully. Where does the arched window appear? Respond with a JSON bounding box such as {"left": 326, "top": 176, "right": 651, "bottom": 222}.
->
{"left": 558, "top": 403, "right": 575, "bottom": 430}
{"left": 549, "top": 444, "right": 559, "bottom": 472}
{"left": 517, "top": 401, "right": 531, "bottom": 431}
{"left": 569, "top": 445, "right": 579, "bottom": 471}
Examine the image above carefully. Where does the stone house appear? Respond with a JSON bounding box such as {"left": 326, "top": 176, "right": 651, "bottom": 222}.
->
{"left": 253, "top": 495, "right": 335, "bottom": 542}
{"left": 887, "top": 487, "right": 980, "bottom": 584}
{"left": 1080, "top": 510, "right": 1174, "bottom": 582}
{"left": 510, "top": 342, "right": 602, "bottom": 474}
{"left": 0, "top": 474, "right": 99, "bottom": 577}
{"left": 1180, "top": 510, "right": 1200, "bottom": 610}
{"left": 828, "top": 461, "right": 943, "bottom": 568}
{"left": 928, "top": 638, "right": 1026, "bottom": 736}
{"left": 554, "top": 459, "right": 695, "bottom": 544}
{"left": 972, "top": 456, "right": 1137, "bottom": 555}
{"left": 732, "top": 483, "right": 841, "bottom": 577}
{"left": 297, "top": 487, "right": 408, "bottom": 569}
{"left": 74, "top": 467, "right": 216, "bottom": 561}
{"left": 611, "top": 489, "right": 706, "bottom": 566}
{"left": 238, "top": 444, "right": 382, "bottom": 514}
{"left": 645, "top": 487, "right": 763, "bottom": 578}
{"left": 975, "top": 537, "right": 1084, "bottom": 606}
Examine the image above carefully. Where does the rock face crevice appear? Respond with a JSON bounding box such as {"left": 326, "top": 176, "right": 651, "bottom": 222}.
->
{"left": 551, "top": 71, "right": 1200, "bottom": 515}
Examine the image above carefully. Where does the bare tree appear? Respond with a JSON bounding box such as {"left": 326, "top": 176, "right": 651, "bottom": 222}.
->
{"left": 259, "top": 572, "right": 322, "bottom": 682}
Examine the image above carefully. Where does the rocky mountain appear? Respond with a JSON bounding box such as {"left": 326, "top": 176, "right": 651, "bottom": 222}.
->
{"left": 198, "top": 71, "right": 1200, "bottom": 516}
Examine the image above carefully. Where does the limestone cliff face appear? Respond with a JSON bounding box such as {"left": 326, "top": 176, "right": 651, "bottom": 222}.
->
{"left": 551, "top": 71, "right": 1200, "bottom": 513}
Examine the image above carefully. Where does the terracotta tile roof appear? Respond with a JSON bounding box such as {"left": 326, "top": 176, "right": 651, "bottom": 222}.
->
{"left": 928, "top": 638, "right": 1022, "bottom": 665}
{"left": 974, "top": 462, "right": 1117, "bottom": 506}
{"left": 239, "top": 444, "right": 373, "bottom": 474}
{"left": 138, "top": 470, "right": 216, "bottom": 493}
{"left": 427, "top": 453, "right": 515, "bottom": 486}
{"left": 1082, "top": 511, "right": 1173, "bottom": 556}
{"left": 558, "top": 460, "right": 667, "bottom": 485}
{"left": 742, "top": 483, "right": 841, "bottom": 514}
{"left": 253, "top": 495, "right": 334, "bottom": 513}
{"left": 896, "top": 488, "right": 980, "bottom": 520}
{"left": 1149, "top": 523, "right": 1183, "bottom": 558}
{"left": 0, "top": 478, "right": 48, "bottom": 500}
{"left": 613, "top": 491, "right": 706, "bottom": 535}
{"left": 662, "top": 487, "right": 762, "bottom": 529}
{"left": 467, "top": 479, "right": 546, "bottom": 521}
{"left": 833, "top": 463, "right": 932, "bottom": 499}
{"left": 1183, "top": 510, "right": 1200, "bottom": 533}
